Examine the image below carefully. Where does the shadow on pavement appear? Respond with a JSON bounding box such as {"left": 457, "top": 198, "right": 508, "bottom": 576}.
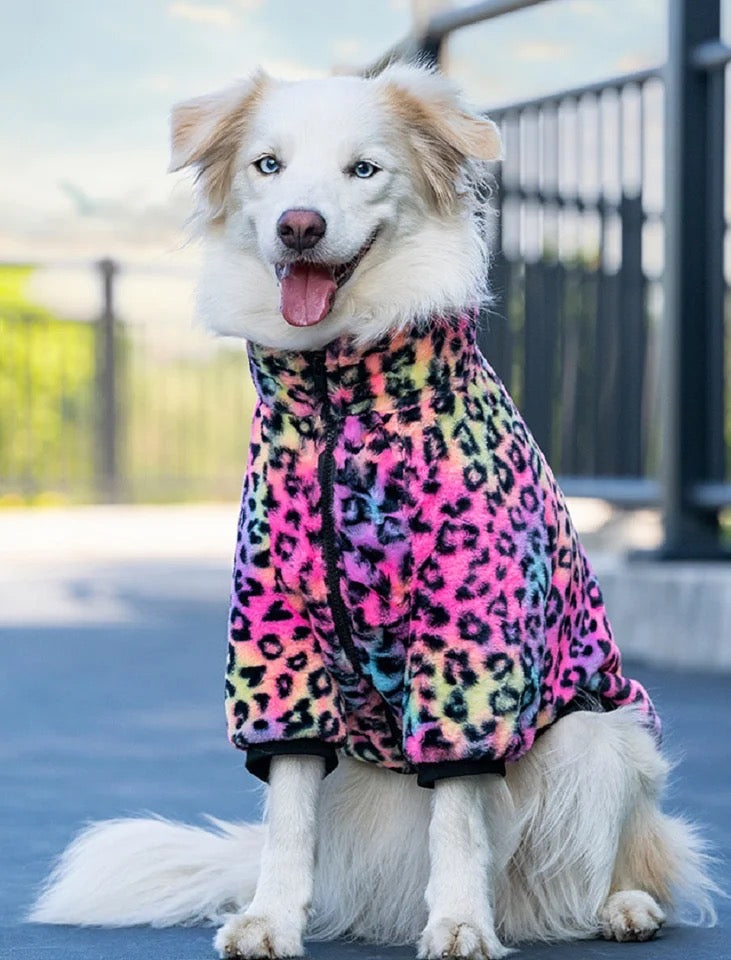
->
{"left": 1, "top": 554, "right": 728, "bottom": 959}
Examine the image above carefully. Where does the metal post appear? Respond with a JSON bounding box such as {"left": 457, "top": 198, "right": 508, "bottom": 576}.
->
{"left": 412, "top": 0, "right": 447, "bottom": 64}
{"left": 660, "top": 0, "right": 728, "bottom": 558}
{"left": 96, "top": 258, "right": 119, "bottom": 502}
{"left": 618, "top": 192, "right": 645, "bottom": 477}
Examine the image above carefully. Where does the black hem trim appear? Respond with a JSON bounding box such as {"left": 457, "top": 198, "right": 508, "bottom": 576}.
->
{"left": 416, "top": 757, "right": 506, "bottom": 789}
{"left": 536, "top": 691, "right": 606, "bottom": 742}
{"left": 244, "top": 739, "right": 339, "bottom": 783}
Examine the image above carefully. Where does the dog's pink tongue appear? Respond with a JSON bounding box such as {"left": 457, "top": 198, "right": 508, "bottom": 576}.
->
{"left": 279, "top": 263, "right": 337, "bottom": 327}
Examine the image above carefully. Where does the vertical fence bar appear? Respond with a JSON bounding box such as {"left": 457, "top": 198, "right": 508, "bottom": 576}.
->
{"left": 483, "top": 167, "right": 513, "bottom": 384}
{"left": 594, "top": 268, "right": 621, "bottom": 473}
{"left": 618, "top": 192, "right": 645, "bottom": 475}
{"left": 523, "top": 260, "right": 554, "bottom": 453}
{"left": 96, "top": 258, "right": 119, "bottom": 502}
{"left": 661, "top": 0, "right": 727, "bottom": 557}
{"left": 705, "top": 61, "right": 727, "bottom": 482}
{"left": 22, "top": 312, "right": 35, "bottom": 499}
{"left": 576, "top": 264, "right": 598, "bottom": 475}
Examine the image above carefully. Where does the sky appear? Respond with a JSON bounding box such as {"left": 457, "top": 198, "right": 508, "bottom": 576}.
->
{"left": 0, "top": 0, "right": 724, "bottom": 264}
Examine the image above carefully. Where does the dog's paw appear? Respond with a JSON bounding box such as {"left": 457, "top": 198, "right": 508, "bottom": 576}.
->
{"left": 600, "top": 890, "right": 667, "bottom": 942}
{"left": 214, "top": 912, "right": 305, "bottom": 959}
{"left": 417, "top": 918, "right": 511, "bottom": 959}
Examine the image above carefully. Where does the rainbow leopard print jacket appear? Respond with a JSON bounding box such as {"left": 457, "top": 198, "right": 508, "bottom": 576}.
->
{"left": 226, "top": 314, "right": 660, "bottom": 786}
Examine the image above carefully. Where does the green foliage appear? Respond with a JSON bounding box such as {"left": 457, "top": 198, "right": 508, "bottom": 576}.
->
{"left": 0, "top": 264, "right": 255, "bottom": 504}
{"left": 0, "top": 266, "right": 96, "bottom": 503}
{"left": 121, "top": 335, "right": 254, "bottom": 502}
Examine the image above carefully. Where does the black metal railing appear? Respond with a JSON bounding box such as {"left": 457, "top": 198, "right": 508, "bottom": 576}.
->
{"left": 2, "top": 0, "right": 730, "bottom": 558}
{"left": 413, "top": 0, "right": 730, "bottom": 558}
{"left": 485, "top": 69, "right": 661, "bottom": 489}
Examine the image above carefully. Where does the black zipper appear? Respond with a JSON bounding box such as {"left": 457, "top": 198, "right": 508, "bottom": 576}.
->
{"left": 313, "top": 353, "right": 403, "bottom": 755}
{"left": 314, "top": 353, "right": 362, "bottom": 673}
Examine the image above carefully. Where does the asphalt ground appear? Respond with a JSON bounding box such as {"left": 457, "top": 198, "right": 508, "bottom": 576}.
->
{"left": 1, "top": 509, "right": 729, "bottom": 960}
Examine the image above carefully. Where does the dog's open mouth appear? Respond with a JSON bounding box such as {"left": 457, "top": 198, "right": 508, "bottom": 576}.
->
{"left": 275, "top": 234, "right": 377, "bottom": 328}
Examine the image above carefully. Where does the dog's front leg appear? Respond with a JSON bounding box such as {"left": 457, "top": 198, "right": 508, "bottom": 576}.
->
{"left": 418, "top": 774, "right": 510, "bottom": 960}
{"left": 215, "top": 755, "right": 323, "bottom": 959}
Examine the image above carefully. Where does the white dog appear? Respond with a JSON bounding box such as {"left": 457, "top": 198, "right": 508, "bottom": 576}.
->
{"left": 30, "top": 65, "right": 717, "bottom": 959}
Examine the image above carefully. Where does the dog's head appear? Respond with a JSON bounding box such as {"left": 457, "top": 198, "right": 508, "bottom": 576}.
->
{"left": 170, "top": 64, "right": 501, "bottom": 349}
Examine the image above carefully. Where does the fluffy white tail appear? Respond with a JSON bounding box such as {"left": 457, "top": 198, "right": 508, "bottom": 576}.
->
{"left": 28, "top": 817, "right": 264, "bottom": 927}
{"left": 28, "top": 719, "right": 721, "bottom": 941}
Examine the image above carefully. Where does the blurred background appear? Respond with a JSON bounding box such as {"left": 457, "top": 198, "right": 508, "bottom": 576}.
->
{"left": 0, "top": 0, "right": 717, "bottom": 512}
{"left": 2, "top": 0, "right": 731, "bottom": 695}
{"left": 2, "top": 5, "right": 731, "bottom": 958}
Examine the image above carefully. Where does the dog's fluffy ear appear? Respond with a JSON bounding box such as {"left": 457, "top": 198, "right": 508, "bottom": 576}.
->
{"left": 169, "top": 70, "right": 269, "bottom": 218}
{"left": 378, "top": 64, "right": 501, "bottom": 212}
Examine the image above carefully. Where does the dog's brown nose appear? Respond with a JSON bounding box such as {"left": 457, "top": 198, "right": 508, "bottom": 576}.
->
{"left": 277, "top": 209, "right": 326, "bottom": 253}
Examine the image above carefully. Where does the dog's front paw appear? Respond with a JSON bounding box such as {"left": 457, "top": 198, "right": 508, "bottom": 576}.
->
{"left": 417, "top": 918, "right": 511, "bottom": 959}
{"left": 600, "top": 890, "right": 666, "bottom": 942}
{"left": 214, "top": 911, "right": 305, "bottom": 959}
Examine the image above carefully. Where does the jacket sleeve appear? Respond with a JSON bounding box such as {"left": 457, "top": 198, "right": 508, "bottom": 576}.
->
{"left": 402, "top": 404, "right": 551, "bottom": 779}
{"left": 225, "top": 404, "right": 344, "bottom": 781}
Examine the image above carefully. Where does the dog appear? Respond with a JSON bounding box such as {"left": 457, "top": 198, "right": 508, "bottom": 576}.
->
{"left": 29, "top": 65, "right": 717, "bottom": 959}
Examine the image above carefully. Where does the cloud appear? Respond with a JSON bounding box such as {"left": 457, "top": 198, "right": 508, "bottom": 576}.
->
{"left": 0, "top": 183, "right": 195, "bottom": 263}
{"left": 258, "top": 58, "right": 326, "bottom": 81}
{"left": 514, "top": 40, "right": 571, "bottom": 62}
{"left": 167, "top": 2, "right": 233, "bottom": 26}
{"left": 615, "top": 52, "right": 655, "bottom": 72}
{"left": 565, "top": 0, "right": 599, "bottom": 14}
{"left": 332, "top": 37, "right": 364, "bottom": 62}
{"left": 145, "top": 74, "right": 174, "bottom": 92}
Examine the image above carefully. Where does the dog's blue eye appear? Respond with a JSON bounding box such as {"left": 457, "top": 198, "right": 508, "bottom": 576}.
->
{"left": 255, "top": 155, "right": 280, "bottom": 175}
{"left": 352, "top": 160, "right": 379, "bottom": 179}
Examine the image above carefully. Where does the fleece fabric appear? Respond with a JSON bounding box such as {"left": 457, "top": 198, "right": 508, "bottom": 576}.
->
{"left": 225, "top": 314, "right": 660, "bottom": 785}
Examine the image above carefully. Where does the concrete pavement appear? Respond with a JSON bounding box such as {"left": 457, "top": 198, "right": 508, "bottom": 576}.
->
{"left": 1, "top": 505, "right": 729, "bottom": 959}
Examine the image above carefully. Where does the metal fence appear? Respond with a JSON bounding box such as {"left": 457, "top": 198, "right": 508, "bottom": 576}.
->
{"left": 485, "top": 70, "right": 663, "bottom": 487}
{"left": 0, "top": 259, "right": 253, "bottom": 504}
{"left": 414, "top": 0, "right": 731, "bottom": 558}
{"left": 1, "top": 0, "right": 730, "bottom": 559}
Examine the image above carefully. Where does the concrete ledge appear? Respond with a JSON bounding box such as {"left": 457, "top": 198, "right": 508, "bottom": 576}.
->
{"left": 593, "top": 553, "right": 731, "bottom": 670}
